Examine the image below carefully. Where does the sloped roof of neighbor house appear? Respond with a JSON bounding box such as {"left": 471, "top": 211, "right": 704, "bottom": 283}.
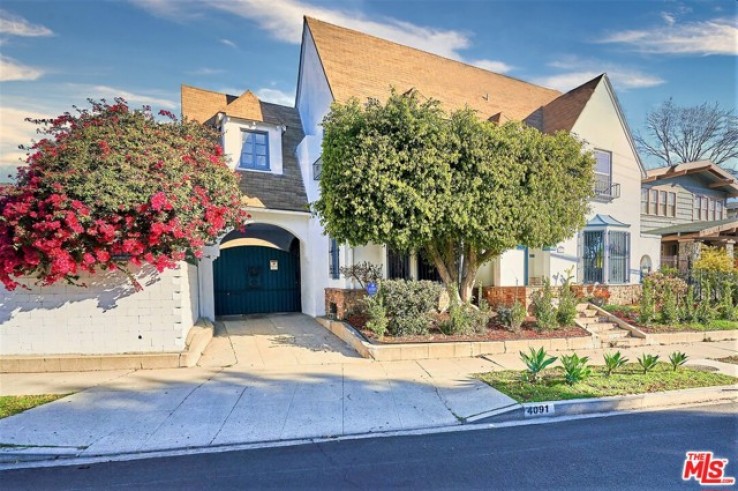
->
{"left": 180, "top": 85, "right": 308, "bottom": 213}
{"left": 304, "top": 17, "right": 563, "bottom": 122}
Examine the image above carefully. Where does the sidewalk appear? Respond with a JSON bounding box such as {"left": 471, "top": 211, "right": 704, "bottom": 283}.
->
{"left": 0, "top": 314, "right": 736, "bottom": 463}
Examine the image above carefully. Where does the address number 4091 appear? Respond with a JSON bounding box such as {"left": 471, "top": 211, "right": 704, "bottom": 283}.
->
{"left": 523, "top": 403, "right": 555, "bottom": 417}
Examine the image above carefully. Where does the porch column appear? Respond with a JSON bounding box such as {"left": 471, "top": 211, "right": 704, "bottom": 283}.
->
{"left": 677, "top": 240, "right": 701, "bottom": 272}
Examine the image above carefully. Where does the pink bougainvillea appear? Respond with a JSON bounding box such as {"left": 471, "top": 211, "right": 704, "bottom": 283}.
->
{"left": 0, "top": 99, "right": 249, "bottom": 291}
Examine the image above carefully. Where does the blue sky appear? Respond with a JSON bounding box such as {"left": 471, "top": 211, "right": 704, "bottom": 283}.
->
{"left": 0, "top": 0, "right": 736, "bottom": 176}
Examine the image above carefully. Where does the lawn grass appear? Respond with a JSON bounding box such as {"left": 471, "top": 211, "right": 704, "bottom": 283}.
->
{"left": 477, "top": 363, "right": 736, "bottom": 403}
{"left": 0, "top": 394, "right": 66, "bottom": 419}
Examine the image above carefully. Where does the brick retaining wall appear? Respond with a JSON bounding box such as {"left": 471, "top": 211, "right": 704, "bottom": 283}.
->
{"left": 484, "top": 284, "right": 642, "bottom": 310}
{"left": 325, "top": 288, "right": 367, "bottom": 320}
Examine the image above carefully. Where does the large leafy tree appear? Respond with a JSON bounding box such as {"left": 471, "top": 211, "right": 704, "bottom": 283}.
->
{"left": 0, "top": 99, "right": 248, "bottom": 291}
{"left": 315, "top": 91, "right": 595, "bottom": 302}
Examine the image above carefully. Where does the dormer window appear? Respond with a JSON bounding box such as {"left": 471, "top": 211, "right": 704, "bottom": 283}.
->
{"left": 239, "top": 130, "right": 270, "bottom": 171}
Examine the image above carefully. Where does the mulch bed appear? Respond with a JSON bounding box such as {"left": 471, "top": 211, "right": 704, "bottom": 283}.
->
{"left": 346, "top": 313, "right": 590, "bottom": 344}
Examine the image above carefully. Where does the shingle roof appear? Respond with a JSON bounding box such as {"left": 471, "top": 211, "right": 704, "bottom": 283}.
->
{"left": 181, "top": 85, "right": 263, "bottom": 124}
{"left": 646, "top": 218, "right": 738, "bottom": 236}
{"left": 304, "top": 17, "right": 562, "bottom": 122}
{"left": 181, "top": 86, "right": 309, "bottom": 213}
{"left": 539, "top": 75, "right": 604, "bottom": 133}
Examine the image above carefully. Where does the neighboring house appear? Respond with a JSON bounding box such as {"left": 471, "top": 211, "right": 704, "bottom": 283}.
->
{"left": 182, "top": 16, "right": 660, "bottom": 320}
{"left": 641, "top": 161, "right": 738, "bottom": 272}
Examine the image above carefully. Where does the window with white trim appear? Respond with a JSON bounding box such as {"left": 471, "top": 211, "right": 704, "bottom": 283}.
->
{"left": 239, "top": 130, "right": 269, "bottom": 171}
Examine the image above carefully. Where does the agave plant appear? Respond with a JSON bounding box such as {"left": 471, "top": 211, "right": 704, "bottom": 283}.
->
{"left": 669, "top": 351, "right": 689, "bottom": 371}
{"left": 603, "top": 351, "right": 628, "bottom": 377}
{"left": 519, "top": 347, "right": 557, "bottom": 383}
{"left": 560, "top": 354, "right": 592, "bottom": 385}
{"left": 638, "top": 353, "right": 660, "bottom": 374}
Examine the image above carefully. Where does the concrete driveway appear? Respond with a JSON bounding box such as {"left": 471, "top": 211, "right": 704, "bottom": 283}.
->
{"left": 0, "top": 314, "right": 515, "bottom": 460}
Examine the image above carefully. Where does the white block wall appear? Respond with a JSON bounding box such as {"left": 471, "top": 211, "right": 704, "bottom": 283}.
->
{"left": 0, "top": 262, "right": 199, "bottom": 356}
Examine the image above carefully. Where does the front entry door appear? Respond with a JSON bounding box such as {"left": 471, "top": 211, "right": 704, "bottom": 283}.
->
{"left": 214, "top": 246, "right": 301, "bottom": 316}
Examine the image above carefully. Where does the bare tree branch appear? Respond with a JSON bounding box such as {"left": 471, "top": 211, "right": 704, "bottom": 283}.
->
{"left": 636, "top": 98, "right": 738, "bottom": 169}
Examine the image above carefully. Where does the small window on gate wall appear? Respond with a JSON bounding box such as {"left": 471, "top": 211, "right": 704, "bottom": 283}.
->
{"left": 329, "top": 238, "right": 340, "bottom": 279}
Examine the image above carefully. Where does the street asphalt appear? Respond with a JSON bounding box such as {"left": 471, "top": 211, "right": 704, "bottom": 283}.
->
{"left": 1, "top": 402, "right": 735, "bottom": 490}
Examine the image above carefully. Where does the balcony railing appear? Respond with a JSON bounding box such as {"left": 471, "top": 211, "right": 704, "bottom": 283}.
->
{"left": 593, "top": 177, "right": 620, "bottom": 202}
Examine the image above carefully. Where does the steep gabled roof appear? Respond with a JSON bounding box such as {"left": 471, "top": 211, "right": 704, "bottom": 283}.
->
{"left": 181, "top": 85, "right": 263, "bottom": 124}
{"left": 539, "top": 74, "right": 604, "bottom": 133}
{"left": 304, "top": 16, "right": 561, "bottom": 121}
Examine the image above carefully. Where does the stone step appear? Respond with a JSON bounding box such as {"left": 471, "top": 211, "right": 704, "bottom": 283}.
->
{"left": 579, "top": 309, "right": 599, "bottom": 318}
{"left": 578, "top": 316, "right": 610, "bottom": 324}
{"left": 597, "top": 329, "right": 630, "bottom": 340}
{"left": 576, "top": 303, "right": 590, "bottom": 312}
{"left": 586, "top": 322, "right": 620, "bottom": 332}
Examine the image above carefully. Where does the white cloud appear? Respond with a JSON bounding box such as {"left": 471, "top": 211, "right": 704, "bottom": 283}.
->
{"left": 0, "top": 55, "right": 44, "bottom": 81}
{"left": 220, "top": 38, "right": 237, "bottom": 48}
{"left": 132, "top": 0, "right": 512, "bottom": 69}
{"left": 601, "top": 16, "right": 737, "bottom": 56}
{"left": 0, "top": 9, "right": 53, "bottom": 37}
{"left": 76, "top": 85, "right": 178, "bottom": 109}
{"left": 660, "top": 12, "right": 676, "bottom": 27}
{"left": 0, "top": 106, "right": 52, "bottom": 172}
{"left": 534, "top": 57, "right": 665, "bottom": 91}
{"left": 470, "top": 59, "right": 514, "bottom": 74}
{"left": 188, "top": 67, "right": 225, "bottom": 75}
{"left": 255, "top": 88, "right": 294, "bottom": 106}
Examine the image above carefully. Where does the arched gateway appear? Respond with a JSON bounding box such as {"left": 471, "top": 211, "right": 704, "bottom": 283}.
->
{"left": 213, "top": 224, "right": 301, "bottom": 316}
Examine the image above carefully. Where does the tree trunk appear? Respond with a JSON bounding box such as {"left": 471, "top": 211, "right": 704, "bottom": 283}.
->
{"left": 459, "top": 246, "right": 477, "bottom": 303}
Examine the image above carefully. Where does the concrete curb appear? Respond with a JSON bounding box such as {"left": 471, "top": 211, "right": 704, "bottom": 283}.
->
{"left": 475, "top": 384, "right": 738, "bottom": 424}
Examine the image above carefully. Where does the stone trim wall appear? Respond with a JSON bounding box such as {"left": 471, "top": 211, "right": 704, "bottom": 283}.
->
{"left": 324, "top": 288, "right": 367, "bottom": 320}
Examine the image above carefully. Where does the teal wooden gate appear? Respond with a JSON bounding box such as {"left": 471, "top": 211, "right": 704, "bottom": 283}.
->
{"left": 214, "top": 246, "right": 301, "bottom": 316}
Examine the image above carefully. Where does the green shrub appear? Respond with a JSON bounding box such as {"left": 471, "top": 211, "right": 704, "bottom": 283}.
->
{"left": 669, "top": 351, "right": 688, "bottom": 371}
{"left": 680, "top": 285, "right": 696, "bottom": 322}
{"left": 556, "top": 272, "right": 578, "bottom": 327}
{"left": 603, "top": 351, "right": 628, "bottom": 377}
{"left": 442, "top": 299, "right": 491, "bottom": 335}
{"left": 363, "top": 294, "right": 388, "bottom": 339}
{"left": 532, "top": 279, "right": 558, "bottom": 331}
{"left": 560, "top": 353, "right": 592, "bottom": 385}
{"left": 719, "top": 278, "right": 736, "bottom": 321}
{"left": 660, "top": 282, "right": 678, "bottom": 324}
{"left": 519, "top": 347, "right": 557, "bottom": 383}
{"left": 497, "top": 300, "right": 527, "bottom": 333}
{"left": 381, "top": 280, "right": 444, "bottom": 336}
{"left": 637, "top": 353, "right": 660, "bottom": 374}
{"left": 695, "top": 277, "right": 715, "bottom": 325}
{"left": 639, "top": 278, "right": 656, "bottom": 324}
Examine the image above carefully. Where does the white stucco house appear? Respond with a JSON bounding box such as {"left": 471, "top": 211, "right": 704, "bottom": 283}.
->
{"left": 184, "top": 16, "right": 659, "bottom": 321}
{"left": 0, "top": 16, "right": 659, "bottom": 362}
